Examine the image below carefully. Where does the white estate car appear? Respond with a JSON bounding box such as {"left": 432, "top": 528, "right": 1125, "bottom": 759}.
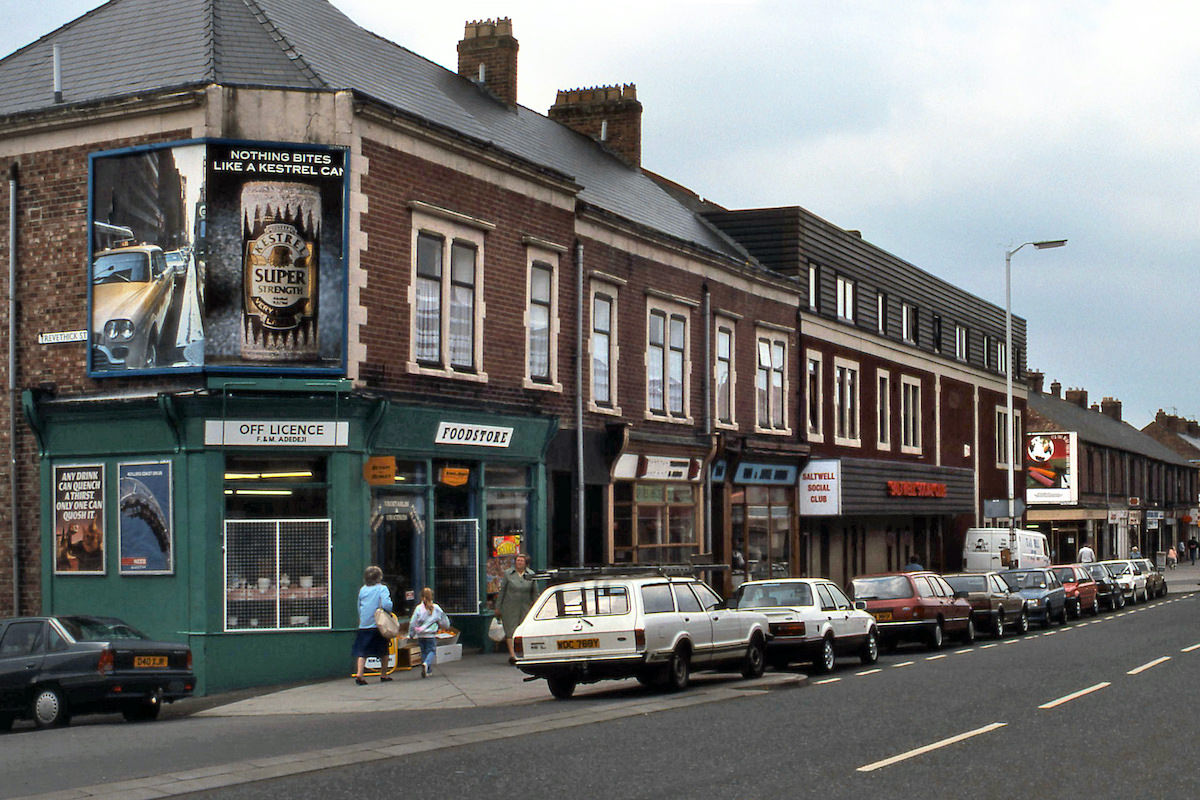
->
{"left": 513, "top": 574, "right": 771, "bottom": 699}
{"left": 728, "top": 578, "right": 879, "bottom": 673}
{"left": 1100, "top": 559, "right": 1149, "bottom": 604}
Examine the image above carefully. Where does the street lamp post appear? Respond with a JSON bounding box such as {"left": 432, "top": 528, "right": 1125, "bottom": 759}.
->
{"left": 1005, "top": 239, "right": 1067, "bottom": 553}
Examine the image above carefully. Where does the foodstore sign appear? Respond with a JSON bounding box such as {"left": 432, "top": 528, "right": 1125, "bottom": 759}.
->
{"left": 205, "top": 420, "right": 349, "bottom": 446}
{"left": 800, "top": 459, "right": 841, "bottom": 516}
{"left": 435, "top": 422, "right": 514, "bottom": 448}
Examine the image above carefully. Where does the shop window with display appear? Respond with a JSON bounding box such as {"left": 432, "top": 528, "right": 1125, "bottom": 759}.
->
{"left": 222, "top": 456, "right": 330, "bottom": 631}
{"left": 613, "top": 482, "right": 698, "bottom": 564}
{"left": 485, "top": 465, "right": 532, "bottom": 599}
{"left": 731, "top": 485, "right": 793, "bottom": 583}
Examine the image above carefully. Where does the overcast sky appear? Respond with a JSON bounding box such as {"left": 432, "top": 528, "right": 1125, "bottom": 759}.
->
{"left": 4, "top": 1, "right": 1198, "bottom": 427}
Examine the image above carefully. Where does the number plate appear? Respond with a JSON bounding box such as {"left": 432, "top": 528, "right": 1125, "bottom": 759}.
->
{"left": 556, "top": 638, "right": 599, "bottom": 650}
{"left": 133, "top": 655, "right": 168, "bottom": 668}
{"left": 872, "top": 611, "right": 893, "bottom": 622}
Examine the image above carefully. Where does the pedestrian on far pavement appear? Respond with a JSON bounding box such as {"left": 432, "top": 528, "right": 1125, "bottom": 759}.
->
{"left": 1167, "top": 547, "right": 1177, "bottom": 569}
{"left": 352, "top": 565, "right": 393, "bottom": 685}
{"left": 903, "top": 555, "right": 923, "bottom": 572}
{"left": 1190, "top": 537, "right": 1198, "bottom": 565}
{"left": 495, "top": 552, "right": 538, "bottom": 665}
{"left": 1078, "top": 540, "right": 1095, "bottom": 563}
{"left": 408, "top": 587, "right": 451, "bottom": 678}
{"left": 1130, "top": 545, "right": 1141, "bottom": 559}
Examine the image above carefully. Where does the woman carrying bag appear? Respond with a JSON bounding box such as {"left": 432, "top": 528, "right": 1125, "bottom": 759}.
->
{"left": 408, "top": 587, "right": 451, "bottom": 677}
{"left": 352, "top": 565, "right": 394, "bottom": 685}
{"left": 495, "top": 553, "right": 537, "bottom": 664}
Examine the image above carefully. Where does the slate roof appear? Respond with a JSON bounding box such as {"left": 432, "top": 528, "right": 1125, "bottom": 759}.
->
{"left": 0, "top": 0, "right": 754, "bottom": 265}
{"left": 1028, "top": 392, "right": 1194, "bottom": 467}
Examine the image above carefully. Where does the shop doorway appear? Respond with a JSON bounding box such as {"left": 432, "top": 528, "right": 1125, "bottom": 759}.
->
{"left": 370, "top": 491, "right": 426, "bottom": 615}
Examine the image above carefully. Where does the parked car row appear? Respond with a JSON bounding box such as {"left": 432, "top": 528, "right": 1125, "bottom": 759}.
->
{"left": 513, "top": 558, "right": 1168, "bottom": 698}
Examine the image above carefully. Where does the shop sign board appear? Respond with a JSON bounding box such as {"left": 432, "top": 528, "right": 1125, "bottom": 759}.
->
{"left": 734, "top": 462, "right": 798, "bottom": 485}
{"left": 800, "top": 459, "right": 841, "bottom": 516}
{"left": 1108, "top": 509, "right": 1127, "bottom": 525}
{"left": 204, "top": 420, "right": 349, "bottom": 446}
{"left": 434, "top": 422, "right": 514, "bottom": 448}
{"left": 88, "top": 139, "right": 348, "bottom": 377}
{"left": 53, "top": 464, "right": 106, "bottom": 574}
{"left": 887, "top": 480, "right": 947, "bottom": 498}
{"left": 118, "top": 461, "right": 173, "bottom": 574}
{"left": 363, "top": 456, "right": 397, "bottom": 486}
{"left": 38, "top": 330, "right": 88, "bottom": 344}
{"left": 613, "top": 454, "right": 699, "bottom": 481}
{"left": 1025, "top": 432, "right": 1078, "bottom": 505}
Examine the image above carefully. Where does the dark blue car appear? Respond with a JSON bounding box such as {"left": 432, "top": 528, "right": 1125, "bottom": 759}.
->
{"left": 1000, "top": 569, "right": 1067, "bottom": 628}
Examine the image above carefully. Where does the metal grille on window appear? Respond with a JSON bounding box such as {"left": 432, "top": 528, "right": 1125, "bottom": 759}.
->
{"left": 224, "top": 520, "right": 331, "bottom": 631}
{"left": 434, "top": 518, "right": 479, "bottom": 614}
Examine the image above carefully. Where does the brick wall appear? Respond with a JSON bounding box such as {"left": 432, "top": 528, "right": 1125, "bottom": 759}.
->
{"left": 0, "top": 129, "right": 189, "bottom": 616}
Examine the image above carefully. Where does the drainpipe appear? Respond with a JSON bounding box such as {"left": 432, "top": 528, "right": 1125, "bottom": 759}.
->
{"left": 574, "top": 239, "right": 585, "bottom": 567}
{"left": 9, "top": 162, "right": 19, "bottom": 614}
{"left": 702, "top": 284, "right": 712, "bottom": 556}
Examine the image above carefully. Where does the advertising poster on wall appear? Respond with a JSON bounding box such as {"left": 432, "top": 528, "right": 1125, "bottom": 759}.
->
{"left": 88, "top": 139, "right": 348, "bottom": 375}
{"left": 53, "top": 464, "right": 106, "bottom": 574}
{"left": 118, "top": 462, "right": 174, "bottom": 574}
{"left": 1025, "top": 431, "right": 1078, "bottom": 505}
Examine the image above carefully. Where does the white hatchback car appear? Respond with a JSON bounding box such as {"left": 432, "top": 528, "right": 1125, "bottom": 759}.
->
{"left": 728, "top": 578, "right": 879, "bottom": 673}
{"left": 513, "top": 574, "right": 770, "bottom": 699}
{"left": 1100, "top": 559, "right": 1148, "bottom": 604}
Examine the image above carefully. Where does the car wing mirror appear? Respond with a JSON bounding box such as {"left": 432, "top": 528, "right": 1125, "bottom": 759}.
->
{"left": 853, "top": 600, "right": 867, "bottom": 611}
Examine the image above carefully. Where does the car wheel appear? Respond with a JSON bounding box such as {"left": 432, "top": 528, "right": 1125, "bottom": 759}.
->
{"left": 1059, "top": 603, "right": 1068, "bottom": 624}
{"left": 860, "top": 628, "right": 879, "bottom": 665}
{"left": 1117, "top": 592, "right": 1126, "bottom": 609}
{"left": 993, "top": 612, "right": 1005, "bottom": 638}
{"left": 741, "top": 636, "right": 766, "bottom": 679}
{"left": 32, "top": 686, "right": 69, "bottom": 728}
{"left": 122, "top": 697, "right": 162, "bottom": 722}
{"left": 1018, "top": 609, "right": 1030, "bottom": 635}
{"left": 1140, "top": 589, "right": 1148, "bottom": 603}
{"left": 1068, "top": 600, "right": 1080, "bottom": 619}
{"left": 1090, "top": 597, "right": 1100, "bottom": 616}
{"left": 814, "top": 636, "right": 836, "bottom": 674}
{"left": 665, "top": 648, "right": 691, "bottom": 692}
{"left": 547, "top": 676, "right": 577, "bottom": 700}
{"left": 926, "top": 620, "right": 944, "bottom": 651}
{"left": 144, "top": 330, "right": 159, "bottom": 368}
{"left": 960, "top": 616, "right": 976, "bottom": 644}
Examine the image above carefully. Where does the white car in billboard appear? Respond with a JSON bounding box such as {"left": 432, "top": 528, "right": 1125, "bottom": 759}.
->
{"left": 91, "top": 243, "right": 175, "bottom": 370}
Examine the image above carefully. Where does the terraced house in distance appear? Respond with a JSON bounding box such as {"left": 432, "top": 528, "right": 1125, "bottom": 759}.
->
{"left": 0, "top": 1, "right": 807, "bottom": 691}
{"left": 706, "top": 207, "right": 1032, "bottom": 587}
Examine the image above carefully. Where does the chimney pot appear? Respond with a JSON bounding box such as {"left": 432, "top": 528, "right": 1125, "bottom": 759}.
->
{"left": 1027, "top": 369, "right": 1045, "bottom": 394}
{"left": 549, "top": 83, "right": 643, "bottom": 167}
{"left": 1064, "top": 388, "right": 1088, "bottom": 408}
{"left": 1100, "top": 396, "right": 1122, "bottom": 422}
{"left": 457, "top": 17, "right": 519, "bottom": 106}
{"left": 1049, "top": 380, "right": 1062, "bottom": 398}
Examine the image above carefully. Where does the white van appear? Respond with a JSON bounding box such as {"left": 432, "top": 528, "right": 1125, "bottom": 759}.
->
{"left": 962, "top": 528, "right": 1050, "bottom": 572}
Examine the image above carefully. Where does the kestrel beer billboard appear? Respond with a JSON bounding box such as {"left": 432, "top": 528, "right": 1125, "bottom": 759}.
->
{"left": 88, "top": 139, "right": 348, "bottom": 375}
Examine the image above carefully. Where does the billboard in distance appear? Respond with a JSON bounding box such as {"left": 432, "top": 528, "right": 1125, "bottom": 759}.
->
{"left": 88, "top": 139, "right": 348, "bottom": 375}
{"left": 1025, "top": 431, "right": 1078, "bottom": 505}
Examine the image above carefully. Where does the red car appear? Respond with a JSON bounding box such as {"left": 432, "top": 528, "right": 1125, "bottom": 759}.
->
{"left": 849, "top": 571, "right": 974, "bottom": 651}
{"left": 1051, "top": 564, "right": 1100, "bottom": 618}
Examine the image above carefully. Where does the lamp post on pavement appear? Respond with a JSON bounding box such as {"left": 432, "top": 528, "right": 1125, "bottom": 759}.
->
{"left": 1005, "top": 239, "right": 1067, "bottom": 552}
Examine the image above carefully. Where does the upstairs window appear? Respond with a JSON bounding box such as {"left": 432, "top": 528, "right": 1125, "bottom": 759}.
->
{"left": 834, "top": 358, "right": 860, "bottom": 445}
{"left": 901, "top": 376, "right": 922, "bottom": 454}
{"left": 902, "top": 303, "right": 918, "bottom": 344}
{"left": 876, "top": 292, "right": 887, "bottom": 335}
{"left": 808, "top": 264, "right": 820, "bottom": 311}
{"left": 955, "top": 325, "right": 968, "bottom": 361}
{"left": 716, "top": 324, "right": 735, "bottom": 426}
{"left": 931, "top": 315, "right": 942, "bottom": 353}
{"left": 647, "top": 303, "right": 690, "bottom": 420}
{"left": 527, "top": 261, "right": 554, "bottom": 383}
{"left": 806, "top": 352, "right": 823, "bottom": 442}
{"left": 836, "top": 276, "right": 856, "bottom": 322}
{"left": 756, "top": 332, "right": 788, "bottom": 431}
{"left": 591, "top": 290, "right": 615, "bottom": 408}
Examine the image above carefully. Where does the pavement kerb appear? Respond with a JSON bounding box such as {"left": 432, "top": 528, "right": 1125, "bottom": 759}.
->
{"left": 15, "top": 672, "right": 807, "bottom": 800}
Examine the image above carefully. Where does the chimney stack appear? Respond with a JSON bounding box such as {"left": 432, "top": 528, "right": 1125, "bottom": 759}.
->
{"left": 1100, "top": 397, "right": 1122, "bottom": 422}
{"left": 1027, "top": 370, "right": 1045, "bottom": 394}
{"left": 1049, "top": 380, "right": 1062, "bottom": 398}
{"left": 458, "top": 19, "right": 519, "bottom": 106}
{"left": 1065, "top": 388, "right": 1088, "bottom": 408}
{"left": 549, "top": 84, "right": 643, "bottom": 167}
